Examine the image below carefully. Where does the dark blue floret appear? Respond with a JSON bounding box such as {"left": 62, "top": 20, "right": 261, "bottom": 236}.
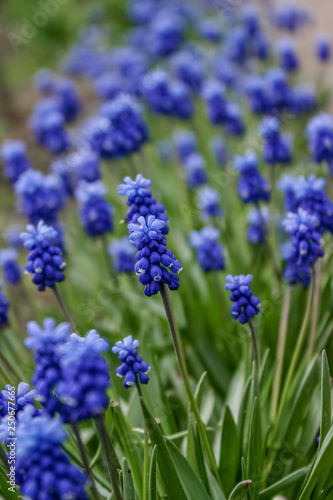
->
{"left": 112, "top": 335, "right": 150, "bottom": 387}
{"left": 234, "top": 151, "right": 270, "bottom": 204}
{"left": 259, "top": 116, "right": 293, "bottom": 166}
{"left": 76, "top": 181, "right": 113, "bottom": 237}
{"left": 190, "top": 227, "right": 225, "bottom": 272}
{"left": 225, "top": 274, "right": 261, "bottom": 324}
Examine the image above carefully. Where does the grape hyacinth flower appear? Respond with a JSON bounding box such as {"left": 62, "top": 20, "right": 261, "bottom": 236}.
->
{"left": 148, "top": 11, "right": 184, "bottom": 57}
{"left": 20, "top": 221, "right": 66, "bottom": 292}
{"left": 34, "top": 68, "right": 54, "bottom": 94}
{"left": 1, "top": 383, "right": 38, "bottom": 418}
{"left": 234, "top": 151, "right": 270, "bottom": 204}
{"left": 170, "top": 50, "right": 204, "bottom": 94}
{"left": 16, "top": 407, "right": 88, "bottom": 499}
{"left": 173, "top": 130, "right": 197, "bottom": 162}
{"left": 198, "top": 187, "right": 223, "bottom": 220}
{"left": 259, "top": 116, "right": 293, "bottom": 166}
{"left": 225, "top": 275, "right": 261, "bottom": 324}
{"left": 276, "top": 39, "right": 299, "bottom": 72}
{"left": 14, "top": 169, "right": 66, "bottom": 225}
{"left": 108, "top": 237, "right": 136, "bottom": 273}
{"left": 202, "top": 80, "right": 227, "bottom": 125}
{"left": 183, "top": 153, "right": 208, "bottom": 189}
{"left": 306, "top": 112, "right": 333, "bottom": 172}
{"left": 198, "top": 18, "right": 221, "bottom": 43}
{"left": 316, "top": 35, "right": 331, "bottom": 62}
{"left": 75, "top": 181, "right": 113, "bottom": 237}
{"left": 118, "top": 174, "right": 169, "bottom": 231}
{"left": 53, "top": 77, "right": 82, "bottom": 122}
{"left": 69, "top": 150, "right": 101, "bottom": 184}
{"left": 247, "top": 207, "right": 270, "bottom": 244}
{"left": 0, "top": 282, "right": 10, "bottom": 327}
{"left": 287, "top": 84, "right": 316, "bottom": 115}
{"left": 93, "top": 72, "right": 123, "bottom": 101}
{"left": 271, "top": 4, "right": 312, "bottom": 32}
{"left": 282, "top": 208, "right": 324, "bottom": 287}
{"left": 25, "top": 318, "right": 71, "bottom": 416}
{"left": 0, "top": 140, "right": 31, "bottom": 184}
{"left": 225, "top": 102, "right": 246, "bottom": 136}
{"left": 0, "top": 248, "right": 21, "bottom": 285}
{"left": 211, "top": 137, "right": 227, "bottom": 166}
{"left": 112, "top": 335, "right": 150, "bottom": 387}
{"left": 98, "top": 94, "right": 149, "bottom": 159}
{"left": 128, "top": 215, "right": 182, "bottom": 296}
{"left": 4, "top": 224, "right": 23, "bottom": 248}
{"left": 56, "top": 330, "right": 110, "bottom": 422}
{"left": 190, "top": 226, "right": 225, "bottom": 272}
{"left": 29, "top": 99, "right": 70, "bottom": 155}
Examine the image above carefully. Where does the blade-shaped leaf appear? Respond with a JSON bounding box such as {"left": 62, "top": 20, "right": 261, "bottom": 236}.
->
{"left": 228, "top": 480, "right": 252, "bottom": 500}
{"left": 320, "top": 350, "right": 331, "bottom": 448}
{"left": 123, "top": 458, "right": 135, "bottom": 500}
{"left": 149, "top": 445, "right": 157, "bottom": 500}
{"left": 259, "top": 466, "right": 310, "bottom": 499}
{"left": 140, "top": 398, "right": 187, "bottom": 500}
{"left": 247, "top": 397, "right": 263, "bottom": 500}
{"left": 219, "top": 405, "right": 239, "bottom": 497}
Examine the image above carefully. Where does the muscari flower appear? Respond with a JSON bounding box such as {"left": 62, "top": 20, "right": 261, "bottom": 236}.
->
{"left": 198, "top": 18, "right": 221, "bottom": 43}
{"left": 225, "top": 274, "right": 260, "bottom": 324}
{"left": 129, "top": 215, "right": 182, "bottom": 296}
{"left": 108, "top": 237, "right": 136, "bottom": 273}
{"left": 16, "top": 406, "right": 88, "bottom": 500}
{"left": 173, "top": 130, "right": 198, "bottom": 162}
{"left": 183, "top": 153, "right": 208, "bottom": 189}
{"left": 29, "top": 98, "right": 70, "bottom": 155}
{"left": 53, "top": 77, "right": 81, "bottom": 122}
{"left": 225, "top": 102, "right": 246, "bottom": 136}
{"left": 287, "top": 84, "right": 316, "bottom": 115}
{"left": 198, "top": 187, "right": 223, "bottom": 220}
{"left": 1, "top": 140, "right": 31, "bottom": 184}
{"left": 276, "top": 38, "right": 299, "bottom": 72}
{"left": 20, "top": 221, "right": 66, "bottom": 292}
{"left": 93, "top": 72, "right": 123, "bottom": 101}
{"left": 112, "top": 335, "right": 150, "bottom": 387}
{"left": 4, "top": 224, "right": 23, "bottom": 248}
{"left": 190, "top": 226, "right": 225, "bottom": 272}
{"left": 211, "top": 136, "right": 228, "bottom": 167}
{"left": 56, "top": 330, "right": 110, "bottom": 422}
{"left": 0, "top": 281, "right": 10, "bottom": 327}
{"left": 282, "top": 208, "right": 324, "bottom": 286}
{"left": 14, "top": 169, "right": 66, "bottom": 225}
{"left": 75, "top": 180, "right": 113, "bottom": 237}
{"left": 278, "top": 174, "right": 333, "bottom": 234}
{"left": 142, "top": 70, "right": 193, "bottom": 120}
{"left": 271, "top": 4, "right": 312, "bottom": 32}
{"left": 170, "top": 50, "right": 204, "bottom": 94}
{"left": 316, "top": 35, "right": 331, "bottom": 61}
{"left": 148, "top": 10, "right": 184, "bottom": 58}
{"left": 25, "top": 318, "right": 71, "bottom": 416}
{"left": 202, "top": 80, "right": 228, "bottom": 125}
{"left": 247, "top": 207, "right": 270, "bottom": 244}
{"left": 306, "top": 112, "right": 333, "bottom": 168}
{"left": 234, "top": 151, "right": 270, "bottom": 205}
{"left": 118, "top": 174, "right": 169, "bottom": 232}
{"left": 259, "top": 116, "right": 293, "bottom": 166}
{"left": 98, "top": 94, "right": 149, "bottom": 159}
{"left": 0, "top": 248, "right": 21, "bottom": 285}
{"left": 34, "top": 68, "right": 54, "bottom": 94}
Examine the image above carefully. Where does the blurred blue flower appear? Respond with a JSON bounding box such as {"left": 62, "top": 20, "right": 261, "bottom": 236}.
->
{"left": 306, "top": 112, "right": 333, "bottom": 167}
{"left": 75, "top": 180, "right": 113, "bottom": 237}
{"left": 234, "top": 151, "right": 270, "bottom": 204}
{"left": 112, "top": 335, "right": 150, "bottom": 387}
{"left": 190, "top": 226, "right": 225, "bottom": 272}
{"left": 316, "top": 35, "right": 331, "bottom": 61}
{"left": 108, "top": 237, "right": 135, "bottom": 273}
{"left": 1, "top": 140, "right": 31, "bottom": 184}
{"left": 198, "top": 187, "right": 223, "bottom": 219}
{"left": 259, "top": 116, "right": 293, "bottom": 166}
{"left": 0, "top": 248, "right": 21, "bottom": 285}
{"left": 247, "top": 207, "right": 270, "bottom": 244}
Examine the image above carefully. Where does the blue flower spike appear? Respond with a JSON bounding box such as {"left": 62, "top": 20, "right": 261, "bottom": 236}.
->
{"left": 112, "top": 335, "right": 150, "bottom": 388}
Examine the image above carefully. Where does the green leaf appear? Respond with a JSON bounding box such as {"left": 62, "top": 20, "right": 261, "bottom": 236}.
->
{"left": 259, "top": 466, "right": 310, "bottom": 499}
{"left": 298, "top": 426, "right": 333, "bottom": 500}
{"left": 320, "top": 350, "right": 332, "bottom": 448}
{"left": 140, "top": 398, "right": 187, "bottom": 500}
{"left": 219, "top": 405, "right": 239, "bottom": 497}
{"left": 122, "top": 458, "right": 135, "bottom": 500}
{"left": 148, "top": 445, "right": 157, "bottom": 500}
{"left": 247, "top": 397, "right": 263, "bottom": 500}
{"left": 237, "top": 378, "right": 251, "bottom": 459}
{"left": 186, "top": 419, "right": 210, "bottom": 492}
{"left": 228, "top": 480, "right": 252, "bottom": 499}
{"left": 166, "top": 439, "right": 212, "bottom": 500}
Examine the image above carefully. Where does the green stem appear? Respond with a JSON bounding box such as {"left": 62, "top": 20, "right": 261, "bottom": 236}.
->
{"left": 256, "top": 202, "right": 281, "bottom": 281}
{"left": 53, "top": 286, "right": 78, "bottom": 333}
{"left": 71, "top": 423, "right": 101, "bottom": 500}
{"left": 135, "top": 377, "right": 149, "bottom": 500}
{"left": 248, "top": 318, "right": 259, "bottom": 371}
{"left": 0, "top": 350, "right": 19, "bottom": 385}
{"left": 95, "top": 415, "right": 123, "bottom": 500}
{"left": 160, "top": 284, "right": 222, "bottom": 489}
{"left": 270, "top": 285, "right": 292, "bottom": 423}
{"left": 100, "top": 235, "right": 119, "bottom": 287}
{"left": 307, "top": 259, "right": 322, "bottom": 362}
{"left": 270, "top": 275, "right": 314, "bottom": 448}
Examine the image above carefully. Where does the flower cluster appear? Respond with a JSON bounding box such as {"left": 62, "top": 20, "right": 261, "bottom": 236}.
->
{"left": 190, "top": 227, "right": 225, "bottom": 272}
{"left": 97, "top": 94, "right": 149, "bottom": 159}
{"left": 197, "top": 187, "right": 223, "bottom": 220}
{"left": 29, "top": 98, "right": 71, "bottom": 155}
{"left": 282, "top": 208, "right": 324, "bottom": 287}
{"left": 278, "top": 174, "right": 333, "bottom": 234}
{"left": 112, "top": 335, "right": 150, "bottom": 387}
{"left": 316, "top": 35, "right": 331, "bottom": 62}
{"left": 20, "top": 221, "right": 66, "bottom": 292}
{"left": 129, "top": 215, "right": 182, "bottom": 296}
{"left": 225, "top": 274, "right": 260, "bottom": 324}
{"left": 148, "top": 11, "right": 184, "bottom": 58}
{"left": 25, "top": 318, "right": 71, "bottom": 416}
{"left": 170, "top": 50, "right": 204, "bottom": 94}
{"left": 276, "top": 38, "right": 299, "bottom": 72}
{"left": 14, "top": 169, "right": 65, "bottom": 225}
{"left": 0, "top": 248, "right": 21, "bottom": 285}
{"left": 246, "top": 207, "right": 270, "bottom": 244}
{"left": 56, "top": 330, "right": 110, "bottom": 422}
{"left": 1, "top": 140, "right": 31, "bottom": 184}
{"left": 183, "top": 153, "right": 208, "bottom": 189}
{"left": 34, "top": 73, "right": 81, "bottom": 122}
{"left": 259, "top": 116, "right": 293, "bottom": 166}
{"left": 306, "top": 112, "right": 333, "bottom": 169}
{"left": 234, "top": 151, "right": 270, "bottom": 204}
{"left": 173, "top": 130, "right": 197, "bottom": 162}
{"left": 75, "top": 181, "right": 113, "bottom": 237}
{"left": 16, "top": 407, "right": 88, "bottom": 499}
{"left": 143, "top": 70, "right": 193, "bottom": 120}
{"left": 118, "top": 174, "right": 169, "bottom": 231}
{"left": 108, "top": 237, "right": 136, "bottom": 273}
